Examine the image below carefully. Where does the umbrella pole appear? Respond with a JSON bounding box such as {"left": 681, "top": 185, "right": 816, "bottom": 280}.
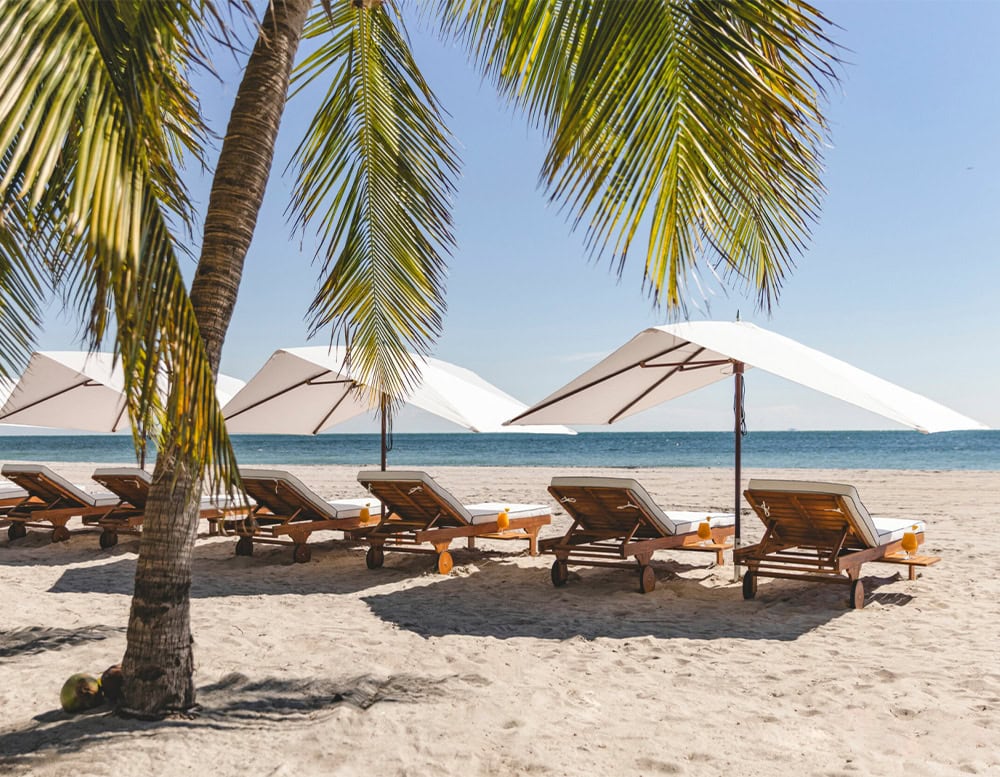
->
{"left": 733, "top": 361, "right": 744, "bottom": 582}
{"left": 380, "top": 393, "right": 387, "bottom": 472}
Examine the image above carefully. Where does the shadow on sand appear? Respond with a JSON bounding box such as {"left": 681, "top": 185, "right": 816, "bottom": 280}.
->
{"left": 45, "top": 541, "right": 525, "bottom": 598}
{"left": 39, "top": 538, "right": 916, "bottom": 644}
{"left": 0, "top": 625, "right": 125, "bottom": 659}
{"left": 0, "top": 671, "right": 470, "bottom": 767}
{"left": 0, "top": 527, "right": 236, "bottom": 568}
{"left": 361, "top": 560, "right": 914, "bottom": 643}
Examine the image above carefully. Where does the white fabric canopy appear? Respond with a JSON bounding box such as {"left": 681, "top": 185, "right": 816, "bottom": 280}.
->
{"left": 214, "top": 374, "right": 247, "bottom": 408}
{"left": 509, "top": 321, "right": 986, "bottom": 433}
{"left": 0, "top": 351, "right": 245, "bottom": 433}
{"left": 223, "top": 346, "right": 575, "bottom": 436}
{"left": 0, "top": 351, "right": 129, "bottom": 432}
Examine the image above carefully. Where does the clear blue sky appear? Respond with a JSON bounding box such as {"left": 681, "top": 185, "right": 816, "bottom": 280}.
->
{"left": 33, "top": 1, "right": 1000, "bottom": 432}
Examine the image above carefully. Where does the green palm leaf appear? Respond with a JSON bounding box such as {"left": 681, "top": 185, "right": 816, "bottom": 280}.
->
{"left": 0, "top": 0, "right": 237, "bottom": 486}
{"left": 289, "top": 2, "right": 458, "bottom": 409}
{"left": 0, "top": 191, "right": 48, "bottom": 377}
{"left": 438, "top": 0, "right": 837, "bottom": 312}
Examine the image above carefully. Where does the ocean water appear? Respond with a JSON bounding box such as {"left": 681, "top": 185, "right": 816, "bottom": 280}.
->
{"left": 0, "top": 430, "right": 996, "bottom": 471}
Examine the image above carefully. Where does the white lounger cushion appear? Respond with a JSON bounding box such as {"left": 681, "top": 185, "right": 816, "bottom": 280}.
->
{"left": 242, "top": 468, "right": 378, "bottom": 520}
{"left": 359, "top": 470, "right": 546, "bottom": 525}
{"left": 92, "top": 466, "right": 151, "bottom": 482}
{"left": 94, "top": 466, "right": 240, "bottom": 512}
{"left": 2, "top": 463, "right": 119, "bottom": 508}
{"left": 0, "top": 485, "right": 28, "bottom": 501}
{"left": 871, "top": 516, "right": 927, "bottom": 544}
{"left": 550, "top": 475, "right": 733, "bottom": 536}
{"left": 359, "top": 470, "right": 473, "bottom": 523}
{"left": 466, "top": 503, "right": 552, "bottom": 525}
{"left": 663, "top": 510, "right": 736, "bottom": 536}
{"left": 91, "top": 466, "right": 149, "bottom": 504}
{"left": 746, "top": 479, "right": 924, "bottom": 548}
{"left": 327, "top": 496, "right": 383, "bottom": 519}
{"left": 241, "top": 468, "right": 336, "bottom": 519}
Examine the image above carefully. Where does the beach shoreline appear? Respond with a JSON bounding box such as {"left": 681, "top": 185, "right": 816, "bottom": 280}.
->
{"left": 2, "top": 462, "right": 998, "bottom": 776}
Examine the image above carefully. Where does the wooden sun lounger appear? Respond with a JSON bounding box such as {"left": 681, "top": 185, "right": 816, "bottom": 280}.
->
{"left": 1, "top": 464, "right": 120, "bottom": 542}
{"left": 357, "top": 470, "right": 551, "bottom": 575}
{"left": 226, "top": 468, "right": 380, "bottom": 563}
{"left": 543, "top": 476, "right": 735, "bottom": 593}
{"left": 0, "top": 484, "right": 30, "bottom": 514}
{"left": 88, "top": 467, "right": 238, "bottom": 549}
{"left": 735, "top": 479, "right": 940, "bottom": 609}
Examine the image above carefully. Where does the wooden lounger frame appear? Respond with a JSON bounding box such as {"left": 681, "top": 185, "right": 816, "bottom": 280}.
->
{"left": 227, "top": 506, "right": 373, "bottom": 564}
{"left": 735, "top": 485, "right": 939, "bottom": 609}
{"left": 0, "top": 490, "right": 31, "bottom": 509}
{"left": 359, "top": 474, "right": 550, "bottom": 575}
{"left": 3, "top": 467, "right": 117, "bottom": 543}
{"left": 544, "top": 479, "right": 733, "bottom": 593}
{"left": 86, "top": 469, "right": 236, "bottom": 550}
{"left": 226, "top": 472, "right": 374, "bottom": 563}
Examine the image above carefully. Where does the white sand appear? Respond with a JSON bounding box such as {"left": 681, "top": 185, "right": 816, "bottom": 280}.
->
{"left": 1, "top": 461, "right": 998, "bottom": 776}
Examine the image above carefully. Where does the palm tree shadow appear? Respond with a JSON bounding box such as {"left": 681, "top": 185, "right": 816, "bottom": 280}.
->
{"left": 0, "top": 625, "right": 125, "bottom": 659}
{"left": 361, "top": 560, "right": 917, "bottom": 642}
{"left": 0, "top": 671, "right": 470, "bottom": 768}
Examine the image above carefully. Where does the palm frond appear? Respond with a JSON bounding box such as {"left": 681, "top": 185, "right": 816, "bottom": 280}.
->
{"left": 438, "top": 0, "right": 838, "bottom": 313}
{"left": 0, "top": 0, "right": 238, "bottom": 487}
{"left": 289, "top": 2, "right": 458, "bottom": 409}
{"left": 0, "top": 189, "right": 49, "bottom": 379}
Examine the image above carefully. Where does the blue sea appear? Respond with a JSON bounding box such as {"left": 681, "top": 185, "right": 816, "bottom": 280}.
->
{"left": 0, "top": 430, "right": 996, "bottom": 470}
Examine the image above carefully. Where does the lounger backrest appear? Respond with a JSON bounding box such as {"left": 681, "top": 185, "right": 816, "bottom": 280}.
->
{"left": 92, "top": 467, "right": 151, "bottom": 508}
{"left": 357, "top": 470, "right": 471, "bottom": 527}
{"left": 1, "top": 463, "right": 97, "bottom": 507}
{"left": 744, "top": 479, "right": 880, "bottom": 548}
{"left": 240, "top": 468, "right": 336, "bottom": 521}
{"left": 0, "top": 484, "right": 28, "bottom": 504}
{"left": 548, "top": 476, "right": 678, "bottom": 536}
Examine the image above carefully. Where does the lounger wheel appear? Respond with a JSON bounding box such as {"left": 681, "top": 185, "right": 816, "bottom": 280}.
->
{"left": 7, "top": 523, "right": 26, "bottom": 541}
{"left": 550, "top": 560, "right": 569, "bottom": 587}
{"left": 366, "top": 545, "right": 384, "bottom": 569}
{"left": 436, "top": 550, "right": 454, "bottom": 575}
{"left": 51, "top": 526, "right": 71, "bottom": 543}
{"left": 639, "top": 565, "right": 656, "bottom": 594}
{"left": 292, "top": 543, "right": 311, "bottom": 564}
{"left": 742, "top": 570, "right": 757, "bottom": 600}
{"left": 99, "top": 530, "right": 119, "bottom": 549}
{"left": 849, "top": 579, "right": 865, "bottom": 610}
{"left": 235, "top": 536, "right": 254, "bottom": 557}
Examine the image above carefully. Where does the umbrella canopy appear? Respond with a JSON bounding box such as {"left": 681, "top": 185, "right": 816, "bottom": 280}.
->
{"left": 0, "top": 351, "right": 129, "bottom": 432}
{"left": 0, "top": 350, "right": 245, "bottom": 432}
{"left": 509, "top": 321, "right": 987, "bottom": 433}
{"left": 223, "top": 346, "right": 574, "bottom": 465}
{"left": 508, "top": 321, "right": 987, "bottom": 545}
{"left": 214, "top": 374, "right": 247, "bottom": 408}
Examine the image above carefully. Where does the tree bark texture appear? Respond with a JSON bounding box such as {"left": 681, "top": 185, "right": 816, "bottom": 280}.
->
{"left": 191, "top": 0, "right": 314, "bottom": 364}
{"left": 120, "top": 0, "right": 312, "bottom": 717}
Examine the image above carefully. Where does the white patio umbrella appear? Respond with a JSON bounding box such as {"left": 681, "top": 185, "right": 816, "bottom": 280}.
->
{"left": 0, "top": 351, "right": 130, "bottom": 432}
{"left": 507, "top": 321, "right": 988, "bottom": 547}
{"left": 0, "top": 351, "right": 245, "bottom": 465}
{"left": 223, "top": 346, "right": 574, "bottom": 469}
{"left": 214, "top": 374, "right": 247, "bottom": 408}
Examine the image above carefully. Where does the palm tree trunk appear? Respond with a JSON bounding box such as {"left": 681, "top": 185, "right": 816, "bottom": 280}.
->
{"left": 191, "top": 0, "right": 314, "bottom": 365}
{"left": 119, "top": 0, "right": 312, "bottom": 718}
